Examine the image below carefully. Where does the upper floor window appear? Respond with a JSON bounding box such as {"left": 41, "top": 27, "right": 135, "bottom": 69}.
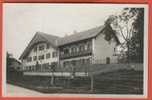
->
{"left": 77, "top": 47, "right": 79, "bottom": 52}
{"left": 60, "top": 51, "right": 64, "bottom": 56}
{"left": 46, "top": 44, "right": 50, "bottom": 49}
{"left": 71, "top": 47, "right": 77, "bottom": 53}
{"left": 46, "top": 53, "right": 50, "bottom": 59}
{"left": 63, "top": 48, "right": 69, "bottom": 54}
{"left": 85, "top": 45, "right": 88, "bottom": 51}
{"left": 86, "top": 41, "right": 92, "bottom": 50}
{"left": 39, "top": 45, "right": 45, "bottom": 51}
{"left": 79, "top": 45, "right": 85, "bottom": 52}
{"left": 52, "top": 52, "right": 57, "bottom": 58}
{"left": 33, "top": 56, "right": 37, "bottom": 61}
{"left": 33, "top": 46, "right": 37, "bottom": 52}
{"left": 71, "top": 48, "right": 74, "bottom": 53}
{"left": 39, "top": 55, "right": 44, "bottom": 60}
{"left": 27, "top": 57, "right": 32, "bottom": 62}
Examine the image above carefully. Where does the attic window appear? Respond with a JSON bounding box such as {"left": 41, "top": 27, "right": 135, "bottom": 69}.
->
{"left": 39, "top": 45, "right": 45, "bottom": 51}
{"left": 114, "top": 48, "right": 116, "bottom": 52}
{"left": 27, "top": 57, "right": 32, "bottom": 62}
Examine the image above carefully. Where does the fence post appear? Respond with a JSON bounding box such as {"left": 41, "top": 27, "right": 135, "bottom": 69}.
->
{"left": 90, "top": 75, "right": 94, "bottom": 92}
{"left": 51, "top": 73, "right": 54, "bottom": 86}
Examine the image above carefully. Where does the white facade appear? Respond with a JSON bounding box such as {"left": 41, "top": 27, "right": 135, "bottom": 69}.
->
{"left": 20, "top": 26, "right": 119, "bottom": 72}
{"left": 92, "top": 33, "right": 118, "bottom": 64}
{"left": 22, "top": 42, "right": 58, "bottom": 70}
{"left": 59, "top": 34, "right": 118, "bottom": 67}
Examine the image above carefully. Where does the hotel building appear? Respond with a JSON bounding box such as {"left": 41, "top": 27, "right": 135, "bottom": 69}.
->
{"left": 19, "top": 25, "right": 120, "bottom": 74}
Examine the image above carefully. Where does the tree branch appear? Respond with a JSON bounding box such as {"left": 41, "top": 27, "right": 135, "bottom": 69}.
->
{"left": 118, "top": 25, "right": 128, "bottom": 42}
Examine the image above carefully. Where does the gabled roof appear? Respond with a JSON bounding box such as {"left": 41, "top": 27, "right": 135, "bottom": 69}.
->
{"left": 19, "top": 32, "right": 60, "bottom": 59}
{"left": 58, "top": 25, "right": 105, "bottom": 46}
{"left": 20, "top": 25, "right": 120, "bottom": 59}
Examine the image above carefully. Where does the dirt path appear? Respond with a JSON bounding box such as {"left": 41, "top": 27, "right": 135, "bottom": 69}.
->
{"left": 6, "top": 84, "right": 51, "bottom": 97}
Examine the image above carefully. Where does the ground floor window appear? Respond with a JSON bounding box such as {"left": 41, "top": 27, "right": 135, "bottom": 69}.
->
{"left": 39, "top": 55, "right": 44, "bottom": 60}
{"left": 52, "top": 52, "right": 57, "bottom": 58}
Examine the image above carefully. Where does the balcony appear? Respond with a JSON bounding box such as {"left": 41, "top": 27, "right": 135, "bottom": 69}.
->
{"left": 60, "top": 49, "right": 92, "bottom": 59}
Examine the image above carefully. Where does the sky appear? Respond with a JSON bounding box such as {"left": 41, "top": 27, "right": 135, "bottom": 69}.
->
{"left": 3, "top": 3, "right": 145, "bottom": 59}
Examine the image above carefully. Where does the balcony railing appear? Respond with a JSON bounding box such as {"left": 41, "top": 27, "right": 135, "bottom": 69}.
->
{"left": 60, "top": 50, "right": 92, "bottom": 59}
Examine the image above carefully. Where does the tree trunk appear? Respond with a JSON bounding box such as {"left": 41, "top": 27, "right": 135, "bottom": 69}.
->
{"left": 127, "top": 42, "right": 130, "bottom": 63}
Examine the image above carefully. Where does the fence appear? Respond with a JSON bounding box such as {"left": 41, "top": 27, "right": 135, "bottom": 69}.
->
{"left": 23, "top": 57, "right": 143, "bottom": 73}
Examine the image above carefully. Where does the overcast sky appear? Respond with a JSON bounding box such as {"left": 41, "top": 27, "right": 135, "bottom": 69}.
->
{"left": 3, "top": 3, "right": 146, "bottom": 59}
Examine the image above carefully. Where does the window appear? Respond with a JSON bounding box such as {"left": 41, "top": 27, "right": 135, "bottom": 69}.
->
{"left": 33, "top": 56, "right": 37, "bottom": 61}
{"left": 85, "top": 45, "right": 88, "bottom": 50}
{"left": 114, "top": 48, "right": 116, "bottom": 52}
{"left": 87, "top": 43, "right": 91, "bottom": 50}
{"left": 46, "top": 44, "right": 50, "bottom": 49}
{"left": 71, "top": 47, "right": 74, "bottom": 53}
{"left": 52, "top": 52, "right": 57, "bottom": 58}
{"left": 77, "top": 47, "right": 79, "bottom": 52}
{"left": 27, "top": 57, "right": 32, "bottom": 62}
{"left": 39, "top": 55, "right": 44, "bottom": 60}
{"left": 33, "top": 46, "right": 37, "bottom": 52}
{"left": 46, "top": 53, "right": 50, "bottom": 59}
{"left": 74, "top": 47, "right": 77, "bottom": 52}
{"left": 79, "top": 45, "right": 85, "bottom": 51}
{"left": 71, "top": 47, "right": 77, "bottom": 53}
{"left": 63, "top": 48, "right": 69, "bottom": 54}
{"left": 39, "top": 45, "right": 45, "bottom": 51}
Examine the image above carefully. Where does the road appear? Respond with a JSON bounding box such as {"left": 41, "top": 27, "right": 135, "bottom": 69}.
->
{"left": 6, "top": 84, "right": 51, "bottom": 97}
{"left": 5, "top": 84, "right": 80, "bottom": 97}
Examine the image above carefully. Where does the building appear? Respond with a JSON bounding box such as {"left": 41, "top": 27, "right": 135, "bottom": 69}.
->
{"left": 19, "top": 33, "right": 59, "bottom": 71}
{"left": 19, "top": 25, "right": 120, "bottom": 73}
{"left": 7, "top": 53, "right": 22, "bottom": 71}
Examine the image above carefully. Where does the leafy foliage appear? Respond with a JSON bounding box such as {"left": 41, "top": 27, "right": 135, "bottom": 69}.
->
{"left": 104, "top": 8, "right": 144, "bottom": 63}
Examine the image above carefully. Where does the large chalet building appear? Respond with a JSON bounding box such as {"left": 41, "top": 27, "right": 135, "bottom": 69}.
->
{"left": 19, "top": 25, "right": 120, "bottom": 75}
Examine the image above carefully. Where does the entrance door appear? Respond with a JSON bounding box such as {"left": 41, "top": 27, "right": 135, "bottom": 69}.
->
{"left": 106, "top": 57, "right": 110, "bottom": 64}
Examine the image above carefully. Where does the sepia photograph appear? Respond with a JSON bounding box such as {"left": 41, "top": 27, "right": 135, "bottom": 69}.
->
{"left": 3, "top": 3, "right": 148, "bottom": 98}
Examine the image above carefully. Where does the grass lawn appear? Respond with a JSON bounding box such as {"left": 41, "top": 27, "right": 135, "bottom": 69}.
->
{"left": 7, "top": 68, "right": 143, "bottom": 94}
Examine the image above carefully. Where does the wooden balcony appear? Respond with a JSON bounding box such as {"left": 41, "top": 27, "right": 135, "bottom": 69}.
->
{"left": 60, "top": 50, "right": 92, "bottom": 59}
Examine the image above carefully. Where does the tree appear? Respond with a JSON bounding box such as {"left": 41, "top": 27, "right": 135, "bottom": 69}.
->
{"left": 129, "top": 8, "right": 144, "bottom": 62}
{"left": 104, "top": 8, "right": 144, "bottom": 63}
{"left": 6, "top": 52, "right": 13, "bottom": 69}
